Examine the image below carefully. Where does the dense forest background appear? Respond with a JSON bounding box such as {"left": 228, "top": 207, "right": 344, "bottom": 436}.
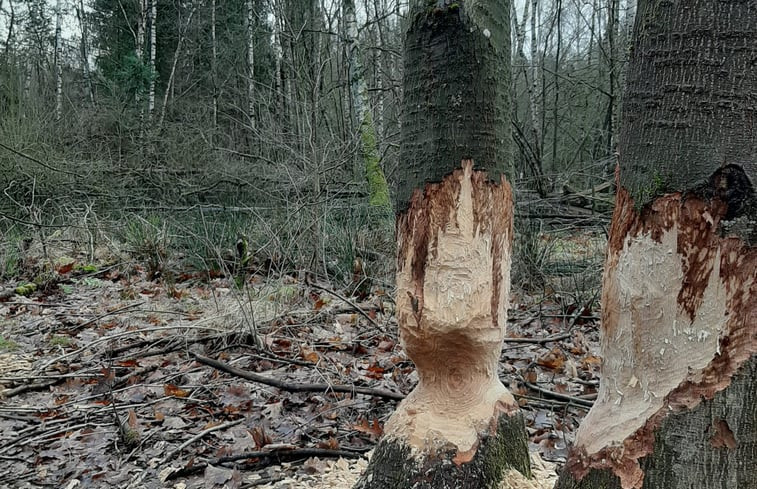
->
{"left": 0, "top": 0, "right": 633, "bottom": 285}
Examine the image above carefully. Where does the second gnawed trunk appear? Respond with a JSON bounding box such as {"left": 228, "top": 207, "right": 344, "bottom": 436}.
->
{"left": 354, "top": 161, "right": 530, "bottom": 489}
{"left": 557, "top": 170, "right": 756, "bottom": 489}
{"left": 556, "top": 0, "right": 757, "bottom": 487}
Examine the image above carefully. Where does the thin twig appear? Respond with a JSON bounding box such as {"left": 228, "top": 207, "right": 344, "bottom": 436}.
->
{"left": 161, "top": 419, "right": 244, "bottom": 464}
{"left": 0, "top": 141, "right": 82, "bottom": 177}
{"left": 192, "top": 353, "right": 404, "bottom": 401}
{"left": 308, "top": 282, "right": 382, "bottom": 330}
{"left": 69, "top": 301, "right": 145, "bottom": 331}
{"left": 523, "top": 381, "right": 594, "bottom": 407}
{"left": 504, "top": 332, "right": 571, "bottom": 344}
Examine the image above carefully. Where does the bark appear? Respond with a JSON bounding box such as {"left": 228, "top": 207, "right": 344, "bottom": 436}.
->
{"left": 396, "top": 0, "right": 511, "bottom": 211}
{"left": 556, "top": 1, "right": 757, "bottom": 488}
{"left": 76, "top": 0, "right": 95, "bottom": 107}
{"left": 354, "top": 161, "right": 530, "bottom": 489}
{"left": 54, "top": 0, "right": 63, "bottom": 121}
{"left": 147, "top": 0, "right": 157, "bottom": 122}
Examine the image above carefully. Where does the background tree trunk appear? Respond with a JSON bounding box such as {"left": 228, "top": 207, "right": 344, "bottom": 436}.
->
{"left": 53, "top": 0, "right": 63, "bottom": 121}
{"left": 355, "top": 1, "right": 532, "bottom": 487}
{"left": 556, "top": 0, "right": 757, "bottom": 487}
{"left": 343, "top": 0, "right": 391, "bottom": 216}
{"left": 147, "top": 0, "right": 157, "bottom": 122}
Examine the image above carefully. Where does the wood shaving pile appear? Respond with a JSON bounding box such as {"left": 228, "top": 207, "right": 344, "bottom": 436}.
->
{"left": 255, "top": 451, "right": 557, "bottom": 489}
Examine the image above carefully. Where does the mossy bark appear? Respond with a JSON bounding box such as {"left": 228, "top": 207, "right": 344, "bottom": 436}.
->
{"left": 344, "top": 0, "right": 392, "bottom": 217}
{"left": 354, "top": 411, "right": 531, "bottom": 489}
{"left": 557, "top": 357, "right": 757, "bottom": 489}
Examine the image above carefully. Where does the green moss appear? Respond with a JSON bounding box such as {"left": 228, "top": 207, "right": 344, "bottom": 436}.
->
{"left": 0, "top": 335, "right": 18, "bottom": 351}
{"left": 634, "top": 170, "right": 669, "bottom": 210}
{"left": 15, "top": 282, "right": 37, "bottom": 296}
{"left": 49, "top": 335, "right": 72, "bottom": 347}
{"left": 76, "top": 264, "right": 98, "bottom": 273}
{"left": 359, "top": 113, "right": 392, "bottom": 215}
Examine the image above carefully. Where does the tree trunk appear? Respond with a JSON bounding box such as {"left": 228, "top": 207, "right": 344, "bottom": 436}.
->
{"left": 355, "top": 1, "right": 532, "bottom": 487}
{"left": 395, "top": 0, "right": 512, "bottom": 211}
{"left": 246, "top": 0, "right": 256, "bottom": 134}
{"left": 354, "top": 162, "right": 531, "bottom": 489}
{"left": 210, "top": 0, "right": 217, "bottom": 142}
{"left": 159, "top": 2, "right": 197, "bottom": 129}
{"left": 147, "top": 0, "right": 157, "bottom": 122}
{"left": 344, "top": 0, "right": 391, "bottom": 215}
{"left": 76, "top": 0, "right": 95, "bottom": 107}
{"left": 556, "top": 1, "right": 757, "bottom": 488}
{"left": 54, "top": 0, "right": 63, "bottom": 121}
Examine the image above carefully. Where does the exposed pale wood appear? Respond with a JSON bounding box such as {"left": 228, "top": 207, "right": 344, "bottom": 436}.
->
{"left": 354, "top": 161, "right": 530, "bottom": 488}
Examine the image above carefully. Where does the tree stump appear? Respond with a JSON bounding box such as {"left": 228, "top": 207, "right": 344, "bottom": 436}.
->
{"left": 354, "top": 160, "right": 530, "bottom": 489}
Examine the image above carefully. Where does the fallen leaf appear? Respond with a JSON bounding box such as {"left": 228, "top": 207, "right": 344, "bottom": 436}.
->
{"left": 164, "top": 384, "right": 190, "bottom": 397}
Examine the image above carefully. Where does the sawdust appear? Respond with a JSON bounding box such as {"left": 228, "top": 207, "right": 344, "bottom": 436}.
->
{"left": 254, "top": 451, "right": 557, "bottom": 489}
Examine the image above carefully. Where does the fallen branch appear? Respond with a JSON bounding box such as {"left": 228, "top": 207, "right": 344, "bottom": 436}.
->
{"left": 162, "top": 419, "right": 244, "bottom": 463}
{"left": 191, "top": 353, "right": 404, "bottom": 401}
{"left": 523, "top": 381, "right": 594, "bottom": 407}
{"left": 503, "top": 332, "right": 571, "bottom": 344}
{"left": 1, "top": 379, "right": 61, "bottom": 399}
{"left": 165, "top": 446, "right": 368, "bottom": 481}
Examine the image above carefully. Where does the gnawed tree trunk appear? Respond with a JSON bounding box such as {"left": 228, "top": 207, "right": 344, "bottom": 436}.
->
{"left": 355, "top": 1, "right": 531, "bottom": 486}
{"left": 556, "top": 0, "right": 757, "bottom": 487}
{"left": 354, "top": 161, "right": 530, "bottom": 489}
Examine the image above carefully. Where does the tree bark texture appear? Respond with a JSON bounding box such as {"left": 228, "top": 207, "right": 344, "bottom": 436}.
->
{"left": 54, "top": 0, "right": 63, "bottom": 121}
{"left": 618, "top": 0, "right": 757, "bottom": 207}
{"left": 354, "top": 161, "right": 531, "bottom": 489}
{"left": 396, "top": 0, "right": 511, "bottom": 211}
{"left": 556, "top": 1, "right": 757, "bottom": 488}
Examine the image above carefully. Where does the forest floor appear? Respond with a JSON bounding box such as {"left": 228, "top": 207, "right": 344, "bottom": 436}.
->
{"left": 0, "top": 231, "right": 604, "bottom": 489}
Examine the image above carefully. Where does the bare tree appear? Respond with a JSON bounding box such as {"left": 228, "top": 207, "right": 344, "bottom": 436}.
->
{"left": 75, "top": 0, "right": 95, "bottom": 106}
{"left": 158, "top": 1, "right": 198, "bottom": 128}
{"left": 53, "top": 0, "right": 63, "bottom": 121}
{"left": 147, "top": 0, "right": 157, "bottom": 122}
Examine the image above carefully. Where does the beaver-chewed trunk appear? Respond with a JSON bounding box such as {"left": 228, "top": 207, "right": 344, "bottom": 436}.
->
{"left": 353, "top": 161, "right": 530, "bottom": 489}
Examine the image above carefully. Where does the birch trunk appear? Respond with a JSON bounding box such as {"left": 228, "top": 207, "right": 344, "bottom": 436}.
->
{"left": 556, "top": 1, "right": 757, "bottom": 487}
{"left": 246, "top": 0, "right": 256, "bottom": 133}
{"left": 147, "top": 0, "right": 157, "bottom": 122}
{"left": 210, "top": 0, "right": 217, "bottom": 140}
{"left": 272, "top": 8, "right": 283, "bottom": 119}
{"left": 54, "top": 0, "right": 63, "bottom": 121}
